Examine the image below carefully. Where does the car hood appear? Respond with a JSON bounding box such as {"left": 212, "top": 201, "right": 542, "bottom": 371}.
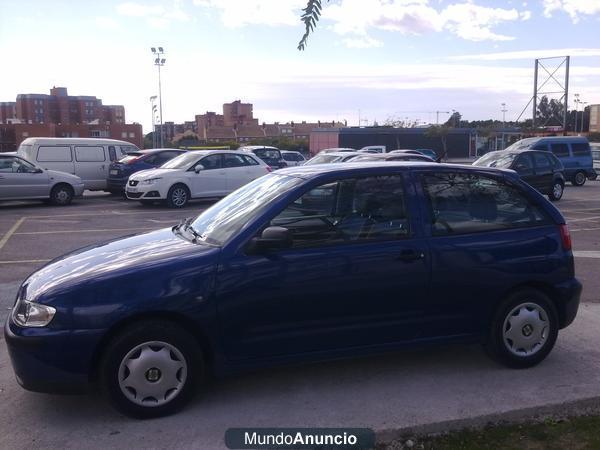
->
{"left": 46, "top": 169, "right": 83, "bottom": 183}
{"left": 130, "top": 168, "right": 178, "bottom": 180}
{"left": 21, "top": 227, "right": 220, "bottom": 304}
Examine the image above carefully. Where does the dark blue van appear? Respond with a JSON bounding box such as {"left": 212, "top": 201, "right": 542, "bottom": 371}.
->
{"left": 5, "top": 162, "right": 581, "bottom": 418}
{"left": 505, "top": 137, "right": 596, "bottom": 186}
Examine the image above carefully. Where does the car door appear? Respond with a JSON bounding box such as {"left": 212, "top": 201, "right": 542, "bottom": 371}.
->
{"left": 215, "top": 173, "right": 431, "bottom": 361}
{"left": 513, "top": 153, "right": 537, "bottom": 188}
{"left": 531, "top": 152, "right": 554, "bottom": 193}
{"left": 419, "top": 170, "right": 557, "bottom": 337}
{"left": 73, "top": 145, "right": 108, "bottom": 189}
{"left": 189, "top": 154, "right": 227, "bottom": 197}
{"left": 0, "top": 156, "right": 49, "bottom": 199}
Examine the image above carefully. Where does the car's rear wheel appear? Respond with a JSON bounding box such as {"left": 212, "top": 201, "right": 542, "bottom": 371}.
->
{"left": 548, "top": 180, "right": 564, "bottom": 201}
{"left": 572, "top": 171, "right": 586, "bottom": 186}
{"left": 50, "top": 184, "right": 74, "bottom": 206}
{"left": 485, "top": 289, "right": 558, "bottom": 368}
{"left": 100, "top": 320, "right": 203, "bottom": 419}
{"left": 167, "top": 184, "right": 189, "bottom": 208}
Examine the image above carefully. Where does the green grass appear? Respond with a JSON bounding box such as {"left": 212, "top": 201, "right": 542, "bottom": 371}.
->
{"left": 378, "top": 415, "right": 600, "bottom": 450}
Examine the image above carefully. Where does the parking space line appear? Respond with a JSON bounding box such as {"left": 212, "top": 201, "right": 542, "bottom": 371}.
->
{"left": 25, "top": 210, "right": 191, "bottom": 219}
{"left": 572, "top": 227, "right": 600, "bottom": 232}
{"left": 0, "top": 217, "right": 25, "bottom": 251}
{"left": 573, "top": 251, "right": 600, "bottom": 259}
{"left": 14, "top": 227, "right": 156, "bottom": 235}
{"left": 567, "top": 216, "right": 600, "bottom": 223}
{"left": 0, "top": 259, "right": 50, "bottom": 265}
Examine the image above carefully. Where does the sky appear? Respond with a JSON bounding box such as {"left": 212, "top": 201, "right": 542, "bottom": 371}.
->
{"left": 1, "top": 0, "right": 600, "bottom": 133}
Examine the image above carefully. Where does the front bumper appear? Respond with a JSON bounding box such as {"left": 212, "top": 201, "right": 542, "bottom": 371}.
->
{"left": 74, "top": 183, "right": 85, "bottom": 197}
{"left": 125, "top": 184, "right": 166, "bottom": 200}
{"left": 107, "top": 177, "right": 128, "bottom": 191}
{"left": 4, "top": 318, "right": 105, "bottom": 394}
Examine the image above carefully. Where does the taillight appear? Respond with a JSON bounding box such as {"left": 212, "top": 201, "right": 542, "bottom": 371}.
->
{"left": 127, "top": 157, "right": 141, "bottom": 165}
{"left": 559, "top": 224, "right": 572, "bottom": 251}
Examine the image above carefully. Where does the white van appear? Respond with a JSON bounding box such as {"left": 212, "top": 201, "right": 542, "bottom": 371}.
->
{"left": 16, "top": 138, "right": 141, "bottom": 190}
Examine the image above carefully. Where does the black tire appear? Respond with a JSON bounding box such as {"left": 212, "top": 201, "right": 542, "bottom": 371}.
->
{"left": 548, "top": 180, "right": 564, "bottom": 202}
{"left": 166, "top": 184, "right": 190, "bottom": 208}
{"left": 485, "top": 289, "right": 558, "bottom": 369}
{"left": 50, "top": 184, "right": 74, "bottom": 206}
{"left": 100, "top": 320, "right": 203, "bottom": 419}
{"left": 572, "top": 171, "right": 586, "bottom": 186}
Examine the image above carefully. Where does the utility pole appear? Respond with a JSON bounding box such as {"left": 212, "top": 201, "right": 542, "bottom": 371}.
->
{"left": 150, "top": 96, "right": 157, "bottom": 148}
{"left": 574, "top": 93, "right": 580, "bottom": 133}
{"left": 151, "top": 47, "right": 166, "bottom": 147}
{"left": 501, "top": 103, "right": 508, "bottom": 150}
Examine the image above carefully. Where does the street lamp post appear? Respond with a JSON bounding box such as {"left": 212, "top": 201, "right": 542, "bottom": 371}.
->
{"left": 574, "top": 93, "right": 580, "bottom": 134}
{"left": 151, "top": 47, "right": 166, "bottom": 147}
{"left": 149, "top": 96, "right": 157, "bottom": 148}
{"left": 580, "top": 101, "right": 588, "bottom": 133}
{"left": 501, "top": 103, "right": 507, "bottom": 150}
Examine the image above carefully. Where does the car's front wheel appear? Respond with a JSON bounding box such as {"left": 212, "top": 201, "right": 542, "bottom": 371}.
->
{"left": 485, "top": 289, "right": 558, "bottom": 368}
{"left": 548, "top": 180, "right": 564, "bottom": 201}
{"left": 167, "top": 184, "right": 190, "bottom": 208}
{"left": 50, "top": 184, "right": 74, "bottom": 206}
{"left": 572, "top": 171, "right": 586, "bottom": 186}
{"left": 100, "top": 320, "right": 203, "bottom": 418}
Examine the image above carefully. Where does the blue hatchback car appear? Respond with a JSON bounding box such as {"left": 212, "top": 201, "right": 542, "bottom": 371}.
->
{"left": 5, "top": 162, "right": 581, "bottom": 418}
{"left": 107, "top": 148, "right": 186, "bottom": 193}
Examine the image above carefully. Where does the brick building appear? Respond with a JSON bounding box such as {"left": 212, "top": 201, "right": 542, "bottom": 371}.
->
{"left": 0, "top": 86, "right": 141, "bottom": 151}
{"left": 590, "top": 104, "right": 600, "bottom": 133}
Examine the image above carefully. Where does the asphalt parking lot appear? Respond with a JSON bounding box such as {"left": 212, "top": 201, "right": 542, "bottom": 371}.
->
{"left": 0, "top": 182, "right": 599, "bottom": 449}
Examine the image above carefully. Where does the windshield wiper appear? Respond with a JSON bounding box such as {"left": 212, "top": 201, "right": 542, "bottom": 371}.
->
{"left": 173, "top": 217, "right": 205, "bottom": 244}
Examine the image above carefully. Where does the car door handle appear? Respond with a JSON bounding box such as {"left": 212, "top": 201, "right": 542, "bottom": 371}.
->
{"left": 396, "top": 250, "right": 425, "bottom": 262}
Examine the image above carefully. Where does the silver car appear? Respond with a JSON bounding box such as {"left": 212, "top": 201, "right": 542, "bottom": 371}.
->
{"left": 0, "top": 154, "right": 85, "bottom": 205}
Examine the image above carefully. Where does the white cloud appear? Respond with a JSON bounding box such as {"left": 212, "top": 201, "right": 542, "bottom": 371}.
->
{"left": 543, "top": 0, "right": 600, "bottom": 22}
{"left": 95, "top": 17, "right": 119, "bottom": 29}
{"left": 193, "top": 0, "right": 305, "bottom": 27}
{"left": 116, "top": 1, "right": 189, "bottom": 28}
{"left": 343, "top": 36, "right": 384, "bottom": 48}
{"left": 442, "top": 3, "right": 522, "bottom": 41}
{"left": 450, "top": 47, "right": 600, "bottom": 61}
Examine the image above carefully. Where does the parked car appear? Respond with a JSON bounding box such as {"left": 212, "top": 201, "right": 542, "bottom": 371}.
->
{"left": 389, "top": 149, "right": 426, "bottom": 155}
{"left": 238, "top": 146, "right": 287, "bottom": 169}
{"left": 281, "top": 150, "right": 306, "bottom": 167}
{"left": 359, "top": 145, "right": 386, "bottom": 153}
{"left": 474, "top": 149, "right": 566, "bottom": 201}
{"left": 351, "top": 153, "right": 435, "bottom": 163}
{"left": 304, "top": 151, "right": 361, "bottom": 165}
{"left": 415, "top": 148, "right": 438, "bottom": 160}
{"left": 0, "top": 153, "right": 84, "bottom": 205}
{"left": 504, "top": 136, "right": 596, "bottom": 186}
{"left": 16, "top": 138, "right": 140, "bottom": 191}
{"left": 591, "top": 143, "right": 600, "bottom": 173}
{"left": 321, "top": 147, "right": 356, "bottom": 153}
{"left": 126, "top": 150, "right": 270, "bottom": 207}
{"left": 107, "top": 148, "right": 186, "bottom": 193}
{"left": 5, "top": 162, "right": 580, "bottom": 418}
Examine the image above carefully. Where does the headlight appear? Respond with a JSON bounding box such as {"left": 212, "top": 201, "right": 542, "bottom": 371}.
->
{"left": 12, "top": 299, "right": 56, "bottom": 327}
{"left": 141, "top": 178, "right": 162, "bottom": 185}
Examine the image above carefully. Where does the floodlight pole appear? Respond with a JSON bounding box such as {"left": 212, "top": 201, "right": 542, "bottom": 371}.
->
{"left": 564, "top": 56, "right": 570, "bottom": 135}
{"left": 151, "top": 47, "right": 166, "bottom": 147}
{"left": 532, "top": 59, "right": 538, "bottom": 129}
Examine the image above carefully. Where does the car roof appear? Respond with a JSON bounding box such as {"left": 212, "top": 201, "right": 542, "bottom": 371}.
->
{"left": 485, "top": 149, "right": 557, "bottom": 156}
{"left": 135, "top": 148, "right": 185, "bottom": 154}
{"left": 277, "top": 161, "right": 516, "bottom": 179}
{"left": 239, "top": 145, "right": 280, "bottom": 150}
{"left": 317, "top": 151, "right": 361, "bottom": 157}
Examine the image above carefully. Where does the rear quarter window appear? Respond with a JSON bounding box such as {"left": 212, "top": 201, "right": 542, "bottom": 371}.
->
{"left": 571, "top": 143, "right": 591, "bottom": 157}
{"left": 421, "top": 172, "right": 551, "bottom": 236}
{"left": 37, "top": 146, "right": 72, "bottom": 162}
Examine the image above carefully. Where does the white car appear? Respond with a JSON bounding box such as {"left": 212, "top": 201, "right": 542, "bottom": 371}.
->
{"left": 281, "top": 150, "right": 306, "bottom": 166}
{"left": 126, "top": 150, "right": 270, "bottom": 208}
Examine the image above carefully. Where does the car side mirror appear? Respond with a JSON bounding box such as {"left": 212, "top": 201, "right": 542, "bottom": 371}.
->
{"left": 194, "top": 164, "right": 204, "bottom": 174}
{"left": 34, "top": 168, "right": 43, "bottom": 174}
{"left": 248, "top": 226, "right": 292, "bottom": 253}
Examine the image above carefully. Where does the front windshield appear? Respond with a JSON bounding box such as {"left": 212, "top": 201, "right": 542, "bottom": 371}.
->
{"left": 304, "top": 154, "right": 340, "bottom": 165}
{"left": 474, "top": 152, "right": 516, "bottom": 168}
{"left": 191, "top": 174, "right": 305, "bottom": 246}
{"left": 161, "top": 152, "right": 201, "bottom": 169}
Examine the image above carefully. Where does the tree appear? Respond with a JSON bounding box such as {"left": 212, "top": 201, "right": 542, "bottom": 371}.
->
{"left": 445, "top": 111, "right": 462, "bottom": 128}
{"left": 425, "top": 125, "right": 450, "bottom": 161}
{"left": 536, "top": 95, "right": 564, "bottom": 127}
{"left": 298, "top": 0, "right": 328, "bottom": 50}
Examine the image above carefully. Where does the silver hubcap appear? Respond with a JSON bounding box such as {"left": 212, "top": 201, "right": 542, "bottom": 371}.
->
{"left": 172, "top": 188, "right": 187, "bottom": 207}
{"left": 502, "top": 302, "right": 549, "bottom": 357}
{"left": 118, "top": 341, "right": 187, "bottom": 407}
{"left": 56, "top": 190, "right": 69, "bottom": 202}
{"left": 553, "top": 183, "right": 563, "bottom": 198}
{"left": 575, "top": 173, "right": 585, "bottom": 184}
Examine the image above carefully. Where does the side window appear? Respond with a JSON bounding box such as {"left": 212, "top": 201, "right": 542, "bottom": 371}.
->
{"left": 198, "top": 154, "right": 222, "bottom": 170}
{"left": 421, "top": 172, "right": 550, "bottom": 236}
{"left": 223, "top": 154, "right": 248, "bottom": 168}
{"left": 0, "top": 157, "right": 36, "bottom": 173}
{"left": 108, "top": 146, "right": 117, "bottom": 162}
{"left": 514, "top": 154, "right": 533, "bottom": 171}
{"left": 269, "top": 175, "right": 410, "bottom": 248}
{"left": 37, "top": 146, "right": 72, "bottom": 162}
{"left": 242, "top": 155, "right": 259, "bottom": 165}
{"left": 532, "top": 153, "right": 551, "bottom": 169}
{"left": 550, "top": 143, "right": 570, "bottom": 158}
{"left": 571, "top": 143, "right": 591, "bottom": 157}
{"left": 74, "top": 146, "right": 106, "bottom": 162}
